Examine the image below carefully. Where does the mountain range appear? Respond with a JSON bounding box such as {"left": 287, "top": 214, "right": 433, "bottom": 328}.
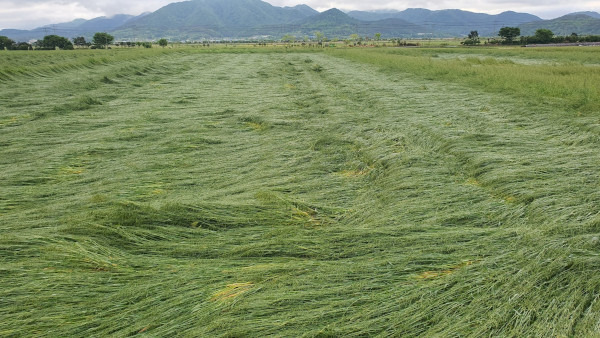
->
{"left": 112, "top": 0, "right": 319, "bottom": 39}
{"left": 0, "top": 13, "right": 148, "bottom": 42}
{"left": 347, "top": 9, "right": 542, "bottom": 36}
{"left": 1, "top": 0, "right": 599, "bottom": 41}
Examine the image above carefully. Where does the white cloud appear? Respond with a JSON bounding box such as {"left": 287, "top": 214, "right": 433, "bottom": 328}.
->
{"left": 0, "top": 2, "right": 96, "bottom": 29}
{"left": 0, "top": 0, "right": 174, "bottom": 29}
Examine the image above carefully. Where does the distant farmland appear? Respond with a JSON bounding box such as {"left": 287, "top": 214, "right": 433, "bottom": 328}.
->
{"left": 1, "top": 45, "right": 600, "bottom": 336}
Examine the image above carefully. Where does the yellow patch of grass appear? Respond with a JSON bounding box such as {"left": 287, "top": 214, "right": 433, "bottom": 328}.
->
{"left": 60, "top": 166, "right": 85, "bottom": 175}
{"left": 465, "top": 178, "right": 482, "bottom": 187}
{"left": 137, "top": 183, "right": 166, "bottom": 198}
{"left": 505, "top": 196, "right": 517, "bottom": 203}
{"left": 284, "top": 83, "right": 296, "bottom": 90}
{"left": 292, "top": 207, "right": 321, "bottom": 225}
{"left": 336, "top": 167, "right": 372, "bottom": 178}
{"left": 211, "top": 282, "right": 254, "bottom": 302}
{"left": 0, "top": 116, "right": 19, "bottom": 126}
{"left": 418, "top": 270, "right": 452, "bottom": 279}
{"left": 246, "top": 122, "right": 265, "bottom": 130}
{"left": 90, "top": 194, "right": 107, "bottom": 203}
{"left": 417, "top": 260, "right": 477, "bottom": 280}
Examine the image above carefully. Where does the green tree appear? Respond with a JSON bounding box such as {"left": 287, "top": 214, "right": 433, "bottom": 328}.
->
{"left": 0, "top": 36, "right": 15, "bottom": 50}
{"left": 374, "top": 33, "right": 382, "bottom": 41}
{"left": 73, "top": 36, "right": 87, "bottom": 48}
{"left": 92, "top": 32, "right": 114, "bottom": 49}
{"left": 567, "top": 32, "right": 579, "bottom": 43}
{"left": 281, "top": 34, "right": 296, "bottom": 43}
{"left": 463, "top": 30, "right": 480, "bottom": 45}
{"left": 534, "top": 29, "right": 554, "bottom": 44}
{"left": 314, "top": 31, "right": 325, "bottom": 46}
{"left": 158, "top": 38, "right": 168, "bottom": 47}
{"left": 73, "top": 37, "right": 83, "bottom": 45}
{"left": 39, "top": 35, "right": 74, "bottom": 50}
{"left": 14, "top": 42, "right": 31, "bottom": 50}
{"left": 498, "top": 27, "right": 520, "bottom": 44}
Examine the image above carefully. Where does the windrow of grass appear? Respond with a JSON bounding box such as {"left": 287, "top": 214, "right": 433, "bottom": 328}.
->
{"left": 0, "top": 49, "right": 180, "bottom": 83}
{"left": 328, "top": 47, "right": 600, "bottom": 113}
{"left": 0, "top": 46, "right": 325, "bottom": 84}
{"left": 1, "top": 47, "right": 600, "bottom": 336}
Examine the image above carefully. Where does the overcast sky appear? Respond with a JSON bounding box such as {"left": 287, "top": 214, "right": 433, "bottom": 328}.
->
{"left": 1, "top": 0, "right": 598, "bottom": 30}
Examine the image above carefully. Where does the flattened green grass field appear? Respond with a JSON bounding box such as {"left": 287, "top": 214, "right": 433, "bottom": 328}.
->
{"left": 1, "top": 46, "right": 600, "bottom": 336}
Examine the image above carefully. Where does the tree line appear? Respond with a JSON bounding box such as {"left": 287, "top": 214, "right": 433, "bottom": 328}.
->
{"left": 1, "top": 32, "right": 170, "bottom": 50}
{"left": 463, "top": 27, "right": 600, "bottom": 45}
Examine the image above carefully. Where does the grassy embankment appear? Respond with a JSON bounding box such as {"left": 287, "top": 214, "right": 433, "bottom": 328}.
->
{"left": 1, "top": 46, "right": 600, "bottom": 336}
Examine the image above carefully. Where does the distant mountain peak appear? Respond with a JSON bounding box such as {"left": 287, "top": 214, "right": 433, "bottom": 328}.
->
{"left": 298, "top": 8, "right": 357, "bottom": 25}
{"left": 321, "top": 8, "right": 346, "bottom": 15}
{"left": 283, "top": 4, "right": 318, "bottom": 16}
{"left": 570, "top": 11, "right": 600, "bottom": 19}
{"left": 287, "top": 4, "right": 313, "bottom": 10}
